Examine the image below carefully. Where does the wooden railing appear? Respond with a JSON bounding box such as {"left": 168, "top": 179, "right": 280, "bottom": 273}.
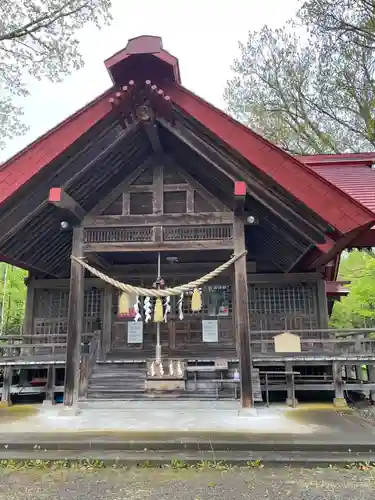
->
{"left": 1, "top": 328, "right": 375, "bottom": 361}
{"left": 250, "top": 328, "right": 375, "bottom": 355}
{"left": 0, "top": 333, "right": 97, "bottom": 359}
{"left": 79, "top": 333, "right": 99, "bottom": 398}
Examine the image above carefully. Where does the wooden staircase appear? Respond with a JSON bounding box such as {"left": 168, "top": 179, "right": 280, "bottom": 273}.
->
{"left": 85, "top": 361, "right": 239, "bottom": 401}
{"left": 86, "top": 362, "right": 147, "bottom": 400}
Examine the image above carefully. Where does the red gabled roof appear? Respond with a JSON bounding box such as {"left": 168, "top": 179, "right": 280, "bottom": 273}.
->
{"left": 300, "top": 153, "right": 375, "bottom": 213}
{"left": 0, "top": 89, "right": 113, "bottom": 205}
{"left": 1, "top": 35, "right": 375, "bottom": 240}
{"left": 166, "top": 84, "right": 375, "bottom": 234}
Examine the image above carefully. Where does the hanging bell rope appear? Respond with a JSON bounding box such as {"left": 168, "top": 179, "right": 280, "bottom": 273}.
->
{"left": 71, "top": 250, "right": 247, "bottom": 297}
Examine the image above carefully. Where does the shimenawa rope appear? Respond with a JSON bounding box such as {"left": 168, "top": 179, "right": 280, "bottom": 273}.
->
{"left": 71, "top": 250, "right": 247, "bottom": 297}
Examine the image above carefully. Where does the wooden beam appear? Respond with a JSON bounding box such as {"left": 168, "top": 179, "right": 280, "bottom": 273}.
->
{"left": 49, "top": 188, "right": 85, "bottom": 222}
{"left": 127, "top": 183, "right": 191, "bottom": 192}
{"left": 153, "top": 162, "right": 163, "bottom": 215}
{"left": 84, "top": 240, "right": 234, "bottom": 253}
{"left": 233, "top": 181, "right": 253, "bottom": 409}
{"left": 247, "top": 272, "right": 322, "bottom": 284}
{"left": 64, "top": 227, "right": 84, "bottom": 408}
{"left": 144, "top": 121, "right": 163, "bottom": 153}
{"left": 159, "top": 118, "right": 328, "bottom": 243}
{"left": 83, "top": 212, "right": 234, "bottom": 228}
{"left": 33, "top": 277, "right": 102, "bottom": 289}
{"left": 86, "top": 253, "right": 110, "bottom": 272}
{"left": 109, "top": 261, "right": 257, "bottom": 277}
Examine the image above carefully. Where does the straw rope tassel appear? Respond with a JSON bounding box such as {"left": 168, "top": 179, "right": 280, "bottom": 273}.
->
{"left": 153, "top": 297, "right": 163, "bottom": 323}
{"left": 191, "top": 288, "right": 202, "bottom": 312}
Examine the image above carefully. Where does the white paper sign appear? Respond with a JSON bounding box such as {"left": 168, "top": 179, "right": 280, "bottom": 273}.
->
{"left": 127, "top": 321, "right": 143, "bottom": 344}
{"left": 202, "top": 320, "right": 218, "bottom": 343}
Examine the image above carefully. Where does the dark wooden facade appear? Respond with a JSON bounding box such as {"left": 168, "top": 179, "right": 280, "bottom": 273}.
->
{"left": 1, "top": 35, "right": 375, "bottom": 408}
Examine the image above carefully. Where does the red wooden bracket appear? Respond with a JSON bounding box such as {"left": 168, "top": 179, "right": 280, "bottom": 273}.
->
{"left": 234, "top": 181, "right": 246, "bottom": 197}
{"left": 49, "top": 187, "right": 62, "bottom": 202}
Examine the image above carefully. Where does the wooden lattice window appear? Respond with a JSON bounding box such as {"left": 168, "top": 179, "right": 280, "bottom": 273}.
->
{"left": 129, "top": 192, "right": 153, "bottom": 214}
{"left": 34, "top": 288, "right": 103, "bottom": 334}
{"left": 248, "top": 283, "right": 318, "bottom": 331}
{"left": 248, "top": 284, "right": 316, "bottom": 315}
{"left": 163, "top": 191, "right": 186, "bottom": 214}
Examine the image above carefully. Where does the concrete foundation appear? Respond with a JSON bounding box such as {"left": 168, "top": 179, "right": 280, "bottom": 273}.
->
{"left": 333, "top": 397, "right": 348, "bottom": 409}
{"left": 58, "top": 405, "right": 81, "bottom": 416}
{"left": 286, "top": 398, "right": 298, "bottom": 408}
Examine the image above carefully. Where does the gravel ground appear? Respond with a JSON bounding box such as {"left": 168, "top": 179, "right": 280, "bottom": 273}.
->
{"left": 356, "top": 405, "right": 375, "bottom": 427}
{"left": 0, "top": 466, "right": 374, "bottom": 499}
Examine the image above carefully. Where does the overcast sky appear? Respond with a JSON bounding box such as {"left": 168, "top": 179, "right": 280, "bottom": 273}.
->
{"left": 1, "top": 0, "right": 300, "bottom": 162}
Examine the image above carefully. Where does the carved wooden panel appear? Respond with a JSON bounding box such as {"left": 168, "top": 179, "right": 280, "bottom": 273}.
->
{"left": 163, "top": 225, "right": 232, "bottom": 241}
{"left": 84, "top": 227, "right": 153, "bottom": 243}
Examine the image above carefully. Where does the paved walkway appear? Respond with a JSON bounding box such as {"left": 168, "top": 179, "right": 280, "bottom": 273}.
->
{"left": 0, "top": 401, "right": 373, "bottom": 443}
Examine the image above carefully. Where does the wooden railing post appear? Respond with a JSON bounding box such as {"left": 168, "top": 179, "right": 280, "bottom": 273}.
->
{"left": 0, "top": 366, "right": 12, "bottom": 407}
{"left": 63, "top": 227, "right": 84, "bottom": 409}
{"left": 333, "top": 361, "right": 347, "bottom": 408}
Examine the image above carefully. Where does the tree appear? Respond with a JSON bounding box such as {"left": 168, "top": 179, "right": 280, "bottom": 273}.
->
{"left": 0, "top": 264, "right": 27, "bottom": 335}
{"left": 0, "top": 0, "right": 112, "bottom": 150}
{"left": 330, "top": 251, "right": 375, "bottom": 329}
{"left": 298, "top": 0, "right": 375, "bottom": 50}
{"left": 224, "top": 6, "right": 375, "bottom": 154}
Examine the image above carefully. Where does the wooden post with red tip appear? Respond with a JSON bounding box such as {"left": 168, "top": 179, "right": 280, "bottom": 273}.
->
{"left": 233, "top": 181, "right": 253, "bottom": 409}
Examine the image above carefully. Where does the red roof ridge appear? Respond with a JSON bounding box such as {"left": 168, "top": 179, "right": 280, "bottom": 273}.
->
{"left": 299, "top": 152, "right": 375, "bottom": 167}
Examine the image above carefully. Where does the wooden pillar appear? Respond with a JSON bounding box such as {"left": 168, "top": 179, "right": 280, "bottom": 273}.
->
{"left": 100, "top": 284, "right": 112, "bottom": 360}
{"left": 231, "top": 269, "right": 239, "bottom": 355}
{"left": 333, "top": 361, "right": 347, "bottom": 408}
{"left": 64, "top": 227, "right": 84, "bottom": 408}
{"left": 285, "top": 361, "right": 298, "bottom": 407}
{"left": 23, "top": 274, "right": 35, "bottom": 335}
{"left": 44, "top": 365, "right": 55, "bottom": 405}
{"left": 233, "top": 181, "right": 253, "bottom": 408}
{"left": 79, "top": 355, "right": 90, "bottom": 399}
{"left": 0, "top": 366, "right": 12, "bottom": 407}
{"left": 368, "top": 364, "right": 375, "bottom": 403}
{"left": 316, "top": 279, "right": 329, "bottom": 329}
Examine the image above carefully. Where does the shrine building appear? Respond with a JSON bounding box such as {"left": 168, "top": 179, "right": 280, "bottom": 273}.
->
{"left": 1, "top": 35, "right": 375, "bottom": 409}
